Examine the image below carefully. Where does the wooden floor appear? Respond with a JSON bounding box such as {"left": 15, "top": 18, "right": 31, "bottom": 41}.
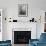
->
{"left": 12, "top": 44, "right": 29, "bottom": 46}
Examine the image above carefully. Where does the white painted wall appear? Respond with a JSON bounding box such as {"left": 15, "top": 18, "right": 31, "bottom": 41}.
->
{"left": 0, "top": 0, "right": 46, "bottom": 11}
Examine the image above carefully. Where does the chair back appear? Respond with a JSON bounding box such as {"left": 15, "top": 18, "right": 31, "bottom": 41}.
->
{"left": 39, "top": 33, "right": 46, "bottom": 42}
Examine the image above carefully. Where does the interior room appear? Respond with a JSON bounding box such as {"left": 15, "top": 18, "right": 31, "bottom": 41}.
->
{"left": 0, "top": 0, "right": 46, "bottom": 46}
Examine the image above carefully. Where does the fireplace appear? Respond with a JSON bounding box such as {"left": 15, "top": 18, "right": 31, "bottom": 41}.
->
{"left": 14, "top": 31, "right": 31, "bottom": 44}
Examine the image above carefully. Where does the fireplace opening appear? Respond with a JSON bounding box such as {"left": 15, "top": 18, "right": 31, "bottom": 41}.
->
{"left": 14, "top": 31, "right": 31, "bottom": 44}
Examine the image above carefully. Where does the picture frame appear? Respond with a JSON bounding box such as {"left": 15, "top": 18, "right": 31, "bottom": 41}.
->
{"left": 18, "top": 4, "right": 28, "bottom": 17}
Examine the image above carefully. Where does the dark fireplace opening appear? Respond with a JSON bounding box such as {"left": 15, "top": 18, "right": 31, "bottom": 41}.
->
{"left": 14, "top": 31, "right": 31, "bottom": 44}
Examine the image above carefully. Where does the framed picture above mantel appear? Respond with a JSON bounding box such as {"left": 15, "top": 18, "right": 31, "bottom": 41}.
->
{"left": 18, "top": 4, "right": 28, "bottom": 17}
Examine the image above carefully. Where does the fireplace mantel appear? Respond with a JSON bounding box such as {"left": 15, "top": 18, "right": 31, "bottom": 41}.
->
{"left": 12, "top": 22, "right": 37, "bottom": 39}
{"left": 12, "top": 28, "right": 31, "bottom": 31}
{"left": 7, "top": 22, "right": 37, "bottom": 44}
{"left": 12, "top": 22, "right": 37, "bottom": 29}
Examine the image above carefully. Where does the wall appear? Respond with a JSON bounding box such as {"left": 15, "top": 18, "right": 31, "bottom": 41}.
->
{"left": 0, "top": 0, "right": 46, "bottom": 11}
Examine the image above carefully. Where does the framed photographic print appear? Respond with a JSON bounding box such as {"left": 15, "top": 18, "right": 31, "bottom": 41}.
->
{"left": 18, "top": 4, "right": 28, "bottom": 17}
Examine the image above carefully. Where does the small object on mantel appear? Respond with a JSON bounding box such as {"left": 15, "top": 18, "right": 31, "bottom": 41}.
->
{"left": 32, "top": 18, "right": 34, "bottom": 22}
{"left": 13, "top": 20, "right": 17, "bottom": 22}
{"left": 9, "top": 18, "right": 11, "bottom": 19}
{"left": 35, "top": 21, "right": 37, "bottom": 22}
{"left": 5, "top": 18, "right": 6, "bottom": 20}
{"left": 29, "top": 20, "right": 32, "bottom": 22}
{"left": 29, "top": 18, "right": 34, "bottom": 22}
{"left": 9, "top": 21, "right": 11, "bottom": 22}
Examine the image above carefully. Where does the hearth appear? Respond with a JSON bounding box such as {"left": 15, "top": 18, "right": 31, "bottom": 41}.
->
{"left": 14, "top": 31, "right": 31, "bottom": 44}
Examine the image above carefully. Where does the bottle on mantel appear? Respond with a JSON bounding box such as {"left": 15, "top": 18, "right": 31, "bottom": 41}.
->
{"left": 32, "top": 18, "right": 34, "bottom": 22}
